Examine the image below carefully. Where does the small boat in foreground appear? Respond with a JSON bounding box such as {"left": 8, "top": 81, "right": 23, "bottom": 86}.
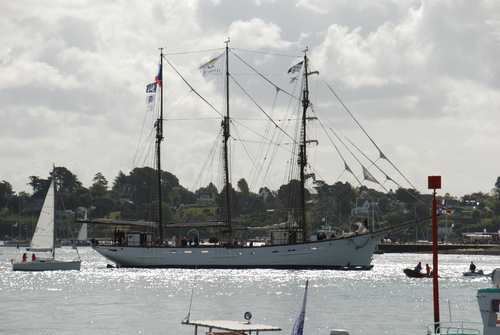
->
{"left": 183, "top": 280, "right": 350, "bottom": 334}
{"left": 183, "top": 316, "right": 282, "bottom": 335}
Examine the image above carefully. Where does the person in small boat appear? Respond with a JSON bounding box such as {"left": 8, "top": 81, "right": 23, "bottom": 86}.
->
{"left": 414, "top": 262, "right": 422, "bottom": 272}
{"left": 470, "top": 261, "right": 476, "bottom": 273}
{"left": 426, "top": 263, "right": 431, "bottom": 275}
{"left": 22, "top": 253, "right": 27, "bottom": 262}
{"left": 32, "top": 253, "right": 37, "bottom": 261}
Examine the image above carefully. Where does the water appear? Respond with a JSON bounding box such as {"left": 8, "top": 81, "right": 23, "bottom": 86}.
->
{"left": 0, "top": 247, "right": 496, "bottom": 334}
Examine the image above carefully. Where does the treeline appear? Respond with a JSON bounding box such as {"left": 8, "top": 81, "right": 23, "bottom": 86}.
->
{"left": 2, "top": 167, "right": 500, "bottom": 240}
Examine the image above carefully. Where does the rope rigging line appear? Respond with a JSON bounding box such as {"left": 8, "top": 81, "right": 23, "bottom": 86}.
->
{"left": 162, "top": 55, "right": 223, "bottom": 118}
{"left": 163, "top": 47, "right": 224, "bottom": 56}
{"left": 247, "top": 86, "right": 281, "bottom": 191}
{"left": 229, "top": 74, "right": 296, "bottom": 144}
{"left": 231, "top": 47, "right": 301, "bottom": 58}
{"left": 231, "top": 51, "right": 299, "bottom": 101}
{"left": 316, "top": 106, "right": 425, "bottom": 206}
{"left": 231, "top": 120, "right": 291, "bottom": 191}
{"left": 190, "top": 129, "right": 223, "bottom": 192}
{"left": 313, "top": 106, "right": 426, "bottom": 207}
{"left": 317, "top": 72, "right": 416, "bottom": 190}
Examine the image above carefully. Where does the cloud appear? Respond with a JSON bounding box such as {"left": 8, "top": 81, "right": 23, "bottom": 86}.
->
{"left": 0, "top": 0, "right": 499, "bottom": 198}
{"left": 229, "top": 18, "right": 294, "bottom": 50}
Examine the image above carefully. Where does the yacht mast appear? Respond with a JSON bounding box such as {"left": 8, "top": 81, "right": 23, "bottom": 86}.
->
{"left": 156, "top": 48, "right": 164, "bottom": 244}
{"left": 298, "top": 51, "right": 309, "bottom": 243}
{"left": 222, "top": 39, "right": 232, "bottom": 243}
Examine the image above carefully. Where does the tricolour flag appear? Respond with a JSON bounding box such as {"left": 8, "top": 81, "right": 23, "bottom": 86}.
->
{"left": 291, "top": 280, "right": 308, "bottom": 335}
{"left": 155, "top": 64, "right": 162, "bottom": 87}
{"left": 287, "top": 61, "right": 303, "bottom": 74}
{"left": 199, "top": 53, "right": 224, "bottom": 77}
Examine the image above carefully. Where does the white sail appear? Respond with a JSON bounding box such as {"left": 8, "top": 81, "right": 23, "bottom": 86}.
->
{"left": 77, "top": 223, "right": 87, "bottom": 241}
{"left": 13, "top": 177, "right": 81, "bottom": 271}
{"left": 29, "top": 179, "right": 55, "bottom": 251}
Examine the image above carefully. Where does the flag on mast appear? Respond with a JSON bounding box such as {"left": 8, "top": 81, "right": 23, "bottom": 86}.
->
{"left": 155, "top": 64, "right": 162, "bottom": 87}
{"left": 291, "top": 280, "right": 308, "bottom": 335}
{"left": 199, "top": 53, "right": 224, "bottom": 76}
{"left": 287, "top": 61, "right": 303, "bottom": 74}
{"left": 146, "top": 83, "right": 156, "bottom": 111}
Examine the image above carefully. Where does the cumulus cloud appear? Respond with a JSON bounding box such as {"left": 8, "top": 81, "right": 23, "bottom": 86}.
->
{"left": 0, "top": 0, "right": 499, "bottom": 197}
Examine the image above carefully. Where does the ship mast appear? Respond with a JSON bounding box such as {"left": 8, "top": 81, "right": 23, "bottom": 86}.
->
{"left": 222, "top": 39, "right": 232, "bottom": 243}
{"left": 298, "top": 50, "right": 309, "bottom": 243}
{"left": 156, "top": 48, "right": 164, "bottom": 244}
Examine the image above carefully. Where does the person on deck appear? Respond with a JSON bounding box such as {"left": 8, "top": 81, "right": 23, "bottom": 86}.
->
{"left": 470, "top": 261, "right": 476, "bottom": 273}
{"left": 32, "top": 253, "right": 37, "bottom": 261}
{"left": 414, "top": 262, "right": 422, "bottom": 272}
{"left": 426, "top": 263, "right": 431, "bottom": 275}
{"left": 22, "top": 253, "right": 27, "bottom": 262}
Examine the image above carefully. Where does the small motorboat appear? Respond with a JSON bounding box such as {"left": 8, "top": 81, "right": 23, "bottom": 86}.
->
{"left": 463, "top": 270, "right": 489, "bottom": 277}
{"left": 403, "top": 268, "right": 433, "bottom": 278}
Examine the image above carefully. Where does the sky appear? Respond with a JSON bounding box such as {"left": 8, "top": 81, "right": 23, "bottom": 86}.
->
{"left": 1, "top": 0, "right": 499, "bottom": 198}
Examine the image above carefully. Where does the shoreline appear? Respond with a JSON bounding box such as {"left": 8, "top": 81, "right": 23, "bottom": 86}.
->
{"left": 377, "top": 242, "right": 500, "bottom": 255}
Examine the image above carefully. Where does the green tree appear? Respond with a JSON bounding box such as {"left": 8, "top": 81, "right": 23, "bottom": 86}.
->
{"left": 395, "top": 188, "right": 421, "bottom": 208}
{"left": 0, "top": 181, "right": 14, "bottom": 209}
{"left": 52, "top": 166, "right": 82, "bottom": 193}
{"left": 237, "top": 178, "right": 250, "bottom": 197}
{"left": 90, "top": 183, "right": 108, "bottom": 198}
{"left": 495, "top": 176, "right": 500, "bottom": 199}
{"left": 471, "top": 208, "right": 482, "bottom": 219}
{"left": 28, "top": 175, "right": 51, "bottom": 198}
{"left": 112, "top": 170, "right": 128, "bottom": 193}
{"left": 93, "top": 172, "right": 108, "bottom": 188}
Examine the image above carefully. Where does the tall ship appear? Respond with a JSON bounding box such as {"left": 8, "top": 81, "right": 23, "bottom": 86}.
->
{"left": 87, "top": 43, "right": 429, "bottom": 269}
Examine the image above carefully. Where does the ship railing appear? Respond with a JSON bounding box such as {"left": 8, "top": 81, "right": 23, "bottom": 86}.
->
{"left": 425, "top": 321, "right": 482, "bottom": 334}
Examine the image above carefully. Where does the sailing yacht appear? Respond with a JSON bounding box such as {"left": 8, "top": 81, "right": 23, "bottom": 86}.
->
{"left": 88, "top": 44, "right": 429, "bottom": 269}
{"left": 12, "top": 179, "right": 81, "bottom": 271}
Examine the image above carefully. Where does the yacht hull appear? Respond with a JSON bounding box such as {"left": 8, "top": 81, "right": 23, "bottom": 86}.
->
{"left": 93, "top": 232, "right": 384, "bottom": 269}
{"left": 12, "top": 259, "right": 81, "bottom": 271}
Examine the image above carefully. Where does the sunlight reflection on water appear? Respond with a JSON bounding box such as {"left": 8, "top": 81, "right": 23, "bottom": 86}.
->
{"left": 0, "top": 246, "right": 496, "bottom": 334}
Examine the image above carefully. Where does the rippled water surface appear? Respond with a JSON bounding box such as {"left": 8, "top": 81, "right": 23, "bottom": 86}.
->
{"left": 0, "top": 247, "right": 497, "bottom": 334}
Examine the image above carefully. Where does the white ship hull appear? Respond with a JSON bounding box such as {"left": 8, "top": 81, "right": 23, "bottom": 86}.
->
{"left": 93, "top": 231, "right": 384, "bottom": 269}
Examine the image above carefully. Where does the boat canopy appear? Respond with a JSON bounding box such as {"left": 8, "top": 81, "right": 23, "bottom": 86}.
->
{"left": 182, "top": 319, "right": 282, "bottom": 333}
